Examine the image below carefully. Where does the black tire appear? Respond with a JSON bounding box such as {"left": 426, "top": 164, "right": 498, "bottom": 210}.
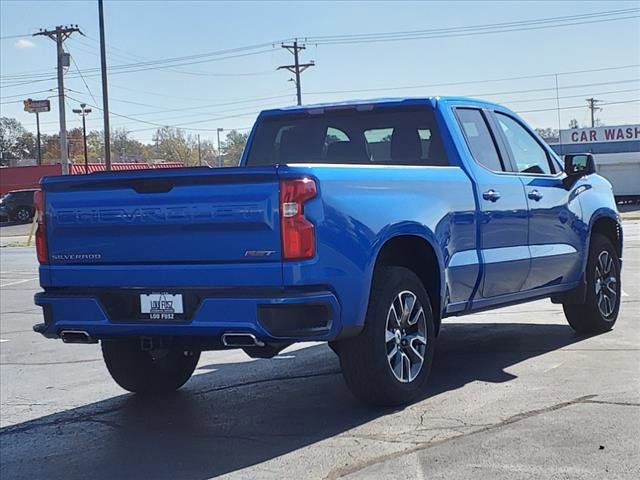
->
{"left": 563, "top": 234, "right": 621, "bottom": 334}
{"left": 13, "top": 206, "right": 32, "bottom": 223}
{"left": 101, "top": 340, "right": 200, "bottom": 394}
{"left": 338, "top": 266, "right": 436, "bottom": 406}
{"left": 327, "top": 341, "right": 340, "bottom": 356}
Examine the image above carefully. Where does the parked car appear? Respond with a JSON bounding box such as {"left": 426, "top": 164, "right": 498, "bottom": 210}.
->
{"left": 0, "top": 189, "right": 37, "bottom": 222}
{"left": 32, "top": 97, "right": 622, "bottom": 406}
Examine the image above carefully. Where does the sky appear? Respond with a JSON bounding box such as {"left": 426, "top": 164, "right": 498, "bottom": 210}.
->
{"left": 1, "top": 0, "right": 639, "bottom": 144}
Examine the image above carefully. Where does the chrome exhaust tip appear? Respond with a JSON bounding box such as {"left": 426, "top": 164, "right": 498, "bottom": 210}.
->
{"left": 221, "top": 332, "right": 265, "bottom": 348}
{"left": 59, "top": 330, "right": 98, "bottom": 344}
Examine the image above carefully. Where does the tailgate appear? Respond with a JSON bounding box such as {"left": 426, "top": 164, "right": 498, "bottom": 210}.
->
{"left": 43, "top": 167, "right": 282, "bottom": 265}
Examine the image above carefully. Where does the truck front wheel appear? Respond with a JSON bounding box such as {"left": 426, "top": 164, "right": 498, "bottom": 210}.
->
{"left": 338, "top": 266, "right": 436, "bottom": 406}
{"left": 563, "top": 233, "right": 621, "bottom": 333}
{"left": 102, "top": 340, "right": 200, "bottom": 393}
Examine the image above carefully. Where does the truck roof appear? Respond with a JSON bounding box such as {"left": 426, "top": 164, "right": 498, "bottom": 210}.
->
{"left": 258, "top": 96, "right": 509, "bottom": 116}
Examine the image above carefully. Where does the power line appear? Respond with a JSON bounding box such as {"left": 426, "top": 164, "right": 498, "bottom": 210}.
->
{"left": 0, "top": 88, "right": 57, "bottom": 100}
{"left": 306, "top": 8, "right": 640, "bottom": 45}
{"left": 305, "top": 65, "right": 639, "bottom": 96}
{"left": 0, "top": 33, "right": 34, "bottom": 40}
{"left": 68, "top": 52, "right": 99, "bottom": 106}
{"left": 515, "top": 98, "right": 639, "bottom": 114}
{"left": 64, "top": 93, "right": 267, "bottom": 133}
{"left": 306, "top": 8, "right": 639, "bottom": 42}
{"left": 0, "top": 48, "right": 278, "bottom": 88}
{"left": 65, "top": 36, "right": 276, "bottom": 78}
{"left": 498, "top": 88, "right": 640, "bottom": 105}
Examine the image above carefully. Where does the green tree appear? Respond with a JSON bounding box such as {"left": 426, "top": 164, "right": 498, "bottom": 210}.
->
{"left": 220, "top": 130, "right": 248, "bottom": 166}
{"left": 152, "top": 126, "right": 194, "bottom": 164}
{"left": 0, "top": 117, "right": 36, "bottom": 164}
{"left": 191, "top": 137, "right": 217, "bottom": 165}
{"left": 534, "top": 128, "right": 559, "bottom": 143}
{"left": 112, "top": 128, "right": 145, "bottom": 161}
{"left": 86, "top": 130, "right": 104, "bottom": 160}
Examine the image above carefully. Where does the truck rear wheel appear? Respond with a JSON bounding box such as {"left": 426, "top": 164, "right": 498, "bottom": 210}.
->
{"left": 101, "top": 340, "right": 200, "bottom": 394}
{"left": 338, "top": 266, "right": 436, "bottom": 406}
{"left": 563, "top": 234, "right": 621, "bottom": 334}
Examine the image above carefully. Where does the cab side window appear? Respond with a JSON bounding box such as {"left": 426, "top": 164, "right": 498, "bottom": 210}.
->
{"left": 495, "top": 113, "right": 554, "bottom": 175}
{"left": 456, "top": 108, "right": 505, "bottom": 172}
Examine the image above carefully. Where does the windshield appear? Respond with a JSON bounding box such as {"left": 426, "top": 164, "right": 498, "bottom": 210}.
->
{"left": 245, "top": 105, "right": 450, "bottom": 167}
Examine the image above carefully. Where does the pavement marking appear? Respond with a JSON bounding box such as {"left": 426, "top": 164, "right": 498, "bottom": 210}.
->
{"left": 621, "top": 290, "right": 629, "bottom": 297}
{"left": 0, "top": 339, "right": 9, "bottom": 343}
{"left": 0, "top": 277, "right": 38, "bottom": 288}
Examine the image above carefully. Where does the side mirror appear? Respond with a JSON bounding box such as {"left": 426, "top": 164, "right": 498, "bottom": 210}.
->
{"left": 564, "top": 153, "right": 596, "bottom": 176}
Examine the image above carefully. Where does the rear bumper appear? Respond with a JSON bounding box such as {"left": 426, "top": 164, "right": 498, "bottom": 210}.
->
{"left": 34, "top": 288, "right": 346, "bottom": 344}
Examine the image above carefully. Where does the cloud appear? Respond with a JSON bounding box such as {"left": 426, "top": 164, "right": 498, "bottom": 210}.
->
{"left": 15, "top": 38, "right": 35, "bottom": 49}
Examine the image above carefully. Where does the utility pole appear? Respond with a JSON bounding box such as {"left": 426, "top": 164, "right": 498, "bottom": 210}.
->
{"left": 34, "top": 25, "right": 81, "bottom": 174}
{"left": 216, "top": 128, "right": 224, "bottom": 167}
{"left": 586, "top": 98, "right": 602, "bottom": 128}
{"left": 197, "top": 134, "right": 202, "bottom": 166}
{"left": 73, "top": 103, "right": 92, "bottom": 173}
{"left": 278, "top": 40, "right": 315, "bottom": 105}
{"left": 98, "top": 0, "right": 112, "bottom": 170}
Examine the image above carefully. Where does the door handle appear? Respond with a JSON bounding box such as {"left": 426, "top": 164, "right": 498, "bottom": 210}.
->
{"left": 528, "top": 189, "right": 543, "bottom": 201}
{"left": 482, "top": 189, "right": 501, "bottom": 202}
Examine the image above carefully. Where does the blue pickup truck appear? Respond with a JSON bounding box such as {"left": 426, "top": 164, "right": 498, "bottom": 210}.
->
{"left": 33, "top": 97, "right": 622, "bottom": 406}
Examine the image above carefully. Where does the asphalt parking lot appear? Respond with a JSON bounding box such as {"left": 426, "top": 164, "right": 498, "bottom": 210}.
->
{"left": 0, "top": 220, "right": 638, "bottom": 479}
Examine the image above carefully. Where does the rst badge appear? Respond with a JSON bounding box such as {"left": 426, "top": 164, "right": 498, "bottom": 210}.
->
{"left": 140, "top": 293, "right": 184, "bottom": 321}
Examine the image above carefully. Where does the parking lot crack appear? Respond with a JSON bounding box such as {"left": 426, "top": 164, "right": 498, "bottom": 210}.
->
{"left": 580, "top": 399, "right": 640, "bottom": 407}
{"left": 1, "top": 359, "right": 101, "bottom": 366}
{"left": 324, "top": 394, "right": 598, "bottom": 480}
{"left": 194, "top": 369, "right": 341, "bottom": 396}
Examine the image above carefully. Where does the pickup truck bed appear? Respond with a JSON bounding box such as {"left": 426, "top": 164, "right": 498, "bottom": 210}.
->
{"left": 33, "top": 96, "right": 622, "bottom": 405}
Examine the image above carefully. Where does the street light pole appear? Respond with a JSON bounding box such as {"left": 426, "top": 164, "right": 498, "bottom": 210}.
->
{"left": 73, "top": 103, "right": 92, "bottom": 173}
{"left": 35, "top": 112, "right": 42, "bottom": 165}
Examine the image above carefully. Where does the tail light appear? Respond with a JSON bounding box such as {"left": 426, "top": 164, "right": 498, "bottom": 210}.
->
{"left": 280, "top": 178, "right": 317, "bottom": 260}
{"left": 33, "top": 190, "right": 48, "bottom": 264}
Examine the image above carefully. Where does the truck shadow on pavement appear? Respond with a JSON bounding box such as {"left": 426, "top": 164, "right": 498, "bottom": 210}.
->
{"left": 0, "top": 321, "right": 598, "bottom": 480}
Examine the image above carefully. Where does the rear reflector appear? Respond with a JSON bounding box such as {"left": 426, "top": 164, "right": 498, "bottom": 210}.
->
{"left": 33, "top": 190, "right": 48, "bottom": 264}
{"left": 280, "top": 178, "right": 317, "bottom": 260}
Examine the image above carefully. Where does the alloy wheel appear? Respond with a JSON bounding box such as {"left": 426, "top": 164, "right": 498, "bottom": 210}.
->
{"left": 594, "top": 250, "right": 617, "bottom": 319}
{"left": 385, "top": 290, "right": 428, "bottom": 383}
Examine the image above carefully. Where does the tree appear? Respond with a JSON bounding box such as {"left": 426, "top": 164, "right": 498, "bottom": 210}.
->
{"left": 192, "top": 137, "right": 217, "bottom": 165}
{"left": 43, "top": 133, "right": 60, "bottom": 162}
{"left": 534, "top": 128, "right": 559, "bottom": 143}
{"left": 568, "top": 119, "right": 580, "bottom": 129}
{"left": 220, "top": 130, "right": 248, "bottom": 166}
{"left": 111, "top": 128, "right": 145, "bottom": 161}
{"left": 67, "top": 128, "right": 85, "bottom": 162}
{"left": 152, "top": 126, "right": 193, "bottom": 163}
{"left": 86, "top": 130, "right": 104, "bottom": 160}
{"left": 0, "top": 117, "right": 35, "bottom": 164}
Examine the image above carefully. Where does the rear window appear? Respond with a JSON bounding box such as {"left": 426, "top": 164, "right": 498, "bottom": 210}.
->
{"left": 245, "top": 105, "right": 450, "bottom": 166}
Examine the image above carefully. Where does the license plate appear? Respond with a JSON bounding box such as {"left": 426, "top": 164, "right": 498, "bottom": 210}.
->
{"left": 140, "top": 293, "right": 184, "bottom": 321}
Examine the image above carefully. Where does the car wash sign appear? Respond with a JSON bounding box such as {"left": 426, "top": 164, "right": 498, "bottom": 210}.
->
{"left": 555, "top": 124, "right": 640, "bottom": 155}
{"left": 560, "top": 124, "right": 640, "bottom": 144}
